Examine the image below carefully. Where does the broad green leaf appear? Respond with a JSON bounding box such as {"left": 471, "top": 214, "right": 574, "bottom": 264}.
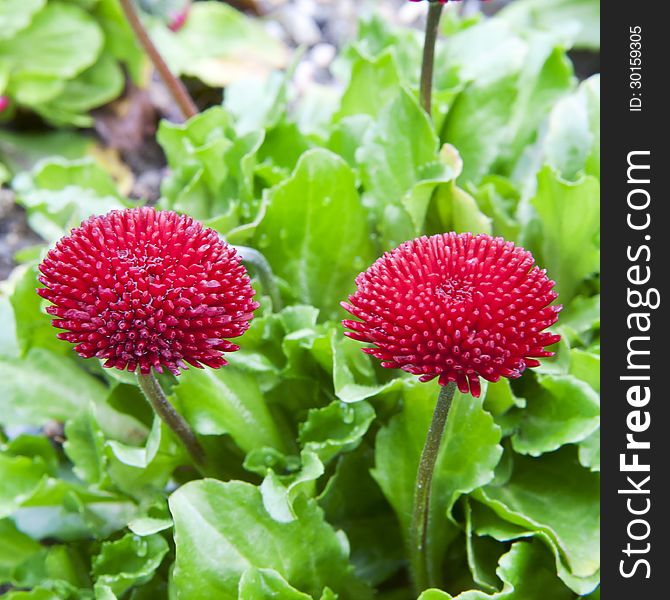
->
{"left": 0, "top": 0, "right": 46, "bottom": 40}
{"left": 39, "top": 52, "right": 124, "bottom": 121}
{"left": 224, "top": 59, "right": 297, "bottom": 134}
{"left": 64, "top": 408, "right": 107, "bottom": 485}
{"left": 14, "top": 158, "right": 126, "bottom": 243}
{"left": 319, "top": 448, "right": 405, "bottom": 586}
{"left": 0, "top": 349, "right": 100, "bottom": 424}
{"left": 529, "top": 167, "right": 600, "bottom": 302}
{"left": 10, "top": 263, "right": 69, "bottom": 357}
{"left": 358, "top": 90, "right": 455, "bottom": 247}
{"left": 299, "top": 400, "right": 375, "bottom": 464}
{"left": 92, "top": 533, "right": 169, "bottom": 597}
{"left": 468, "top": 176, "right": 522, "bottom": 241}
{"left": 372, "top": 381, "right": 502, "bottom": 586}
{"left": 92, "top": 0, "right": 145, "bottom": 83}
{"left": 430, "top": 180, "right": 492, "bottom": 237}
{"left": 328, "top": 330, "right": 405, "bottom": 403}
{"left": 511, "top": 374, "right": 600, "bottom": 456}
{"left": 440, "top": 27, "right": 573, "bottom": 183}
{"left": 105, "top": 417, "right": 183, "bottom": 499}
{"left": 0, "top": 129, "right": 90, "bottom": 175}
{"left": 578, "top": 430, "right": 600, "bottom": 472}
{"left": 464, "top": 500, "right": 505, "bottom": 592}
{"left": 0, "top": 519, "right": 43, "bottom": 584}
{"left": 499, "top": 0, "right": 600, "bottom": 50}
{"left": 254, "top": 148, "right": 375, "bottom": 321}
{"left": 172, "top": 366, "right": 286, "bottom": 454}
{"left": 158, "top": 107, "right": 262, "bottom": 222}
{"left": 259, "top": 451, "right": 324, "bottom": 523}
{"left": 0, "top": 2, "right": 103, "bottom": 79}
{"left": 570, "top": 349, "right": 600, "bottom": 392}
{"left": 542, "top": 76, "right": 600, "bottom": 181}
{"left": 169, "top": 479, "right": 371, "bottom": 599}
{"left": 127, "top": 516, "right": 173, "bottom": 537}
{"left": 475, "top": 448, "right": 599, "bottom": 581}
{"left": 420, "top": 539, "right": 575, "bottom": 599}
{"left": 238, "top": 567, "right": 313, "bottom": 600}
{"left": 0, "top": 297, "right": 20, "bottom": 359}
{"left": 0, "top": 453, "right": 48, "bottom": 519}
{"left": 152, "top": 1, "right": 287, "bottom": 87}
{"left": 335, "top": 50, "right": 402, "bottom": 120}
{"left": 470, "top": 494, "right": 599, "bottom": 595}
{"left": 559, "top": 294, "right": 600, "bottom": 342}
{"left": 12, "top": 478, "right": 137, "bottom": 541}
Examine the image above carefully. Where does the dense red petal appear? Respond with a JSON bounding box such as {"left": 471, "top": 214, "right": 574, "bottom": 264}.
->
{"left": 341, "top": 233, "right": 561, "bottom": 397}
{"left": 38, "top": 207, "right": 258, "bottom": 375}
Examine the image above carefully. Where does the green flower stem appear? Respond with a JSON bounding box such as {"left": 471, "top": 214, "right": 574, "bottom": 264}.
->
{"left": 118, "top": 0, "right": 198, "bottom": 120}
{"left": 420, "top": 1, "right": 445, "bottom": 117}
{"left": 137, "top": 372, "right": 206, "bottom": 467}
{"left": 410, "top": 380, "right": 457, "bottom": 593}
{"left": 232, "top": 245, "right": 283, "bottom": 312}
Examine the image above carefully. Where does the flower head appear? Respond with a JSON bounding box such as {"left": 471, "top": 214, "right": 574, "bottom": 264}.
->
{"left": 37, "top": 207, "right": 258, "bottom": 375}
{"left": 342, "top": 233, "right": 561, "bottom": 397}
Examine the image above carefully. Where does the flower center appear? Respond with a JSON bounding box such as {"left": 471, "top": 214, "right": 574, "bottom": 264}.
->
{"left": 435, "top": 279, "right": 473, "bottom": 306}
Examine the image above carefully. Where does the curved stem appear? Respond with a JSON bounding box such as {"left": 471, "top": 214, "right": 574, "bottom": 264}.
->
{"left": 410, "top": 381, "right": 457, "bottom": 593}
{"left": 420, "top": 1, "right": 445, "bottom": 118}
{"left": 232, "top": 245, "right": 283, "bottom": 312}
{"left": 118, "top": 0, "right": 198, "bottom": 120}
{"left": 136, "top": 372, "right": 206, "bottom": 467}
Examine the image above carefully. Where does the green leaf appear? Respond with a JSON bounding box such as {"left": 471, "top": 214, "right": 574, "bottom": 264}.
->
{"left": 511, "top": 374, "right": 600, "bottom": 456}
{"left": 499, "top": 0, "right": 600, "bottom": 50}
{"left": 172, "top": 367, "right": 287, "bottom": 454}
{"left": 319, "top": 448, "right": 405, "bottom": 586}
{"left": 420, "top": 539, "right": 575, "bottom": 599}
{"left": 105, "top": 417, "right": 183, "bottom": 500}
{"left": 468, "top": 176, "right": 522, "bottom": 241}
{"left": 0, "top": 349, "right": 101, "bottom": 425}
{"left": 299, "top": 400, "right": 375, "bottom": 464}
{"left": 372, "top": 381, "right": 502, "bottom": 585}
{"left": 0, "top": 0, "right": 46, "bottom": 40}
{"left": 259, "top": 451, "right": 324, "bottom": 523}
{"left": 0, "top": 518, "right": 43, "bottom": 584}
{"left": 64, "top": 407, "right": 108, "bottom": 485}
{"left": 0, "top": 453, "right": 48, "bottom": 519}
{"left": 127, "top": 516, "right": 173, "bottom": 537}
{"left": 440, "top": 28, "right": 573, "bottom": 183}
{"left": 10, "top": 263, "right": 70, "bottom": 357}
{"left": 169, "top": 479, "right": 371, "bottom": 599}
{"left": 92, "top": 533, "right": 169, "bottom": 597}
{"left": 254, "top": 148, "right": 375, "bottom": 321}
{"left": 14, "top": 158, "right": 126, "bottom": 243}
{"left": 238, "top": 567, "right": 313, "bottom": 600}
{"left": 578, "top": 430, "right": 600, "bottom": 472}
{"left": 358, "top": 90, "right": 455, "bottom": 247}
{"left": 1, "top": 2, "right": 103, "bottom": 80}
{"left": 158, "top": 107, "right": 262, "bottom": 222}
{"left": 475, "top": 447, "right": 599, "bottom": 583}
{"left": 335, "top": 50, "right": 402, "bottom": 120}
{"left": 92, "top": 0, "right": 145, "bottom": 83}
{"left": 152, "top": 1, "right": 287, "bottom": 88}
{"left": 39, "top": 52, "right": 124, "bottom": 122}
{"left": 541, "top": 76, "right": 600, "bottom": 181}
{"left": 529, "top": 167, "right": 600, "bottom": 302}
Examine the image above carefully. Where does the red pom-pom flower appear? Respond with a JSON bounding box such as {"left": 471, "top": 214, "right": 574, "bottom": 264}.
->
{"left": 342, "top": 233, "right": 561, "bottom": 397}
{"left": 37, "top": 208, "right": 258, "bottom": 375}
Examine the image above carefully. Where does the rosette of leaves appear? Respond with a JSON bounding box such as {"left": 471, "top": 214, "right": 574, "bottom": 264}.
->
{"left": 0, "top": 0, "right": 145, "bottom": 126}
